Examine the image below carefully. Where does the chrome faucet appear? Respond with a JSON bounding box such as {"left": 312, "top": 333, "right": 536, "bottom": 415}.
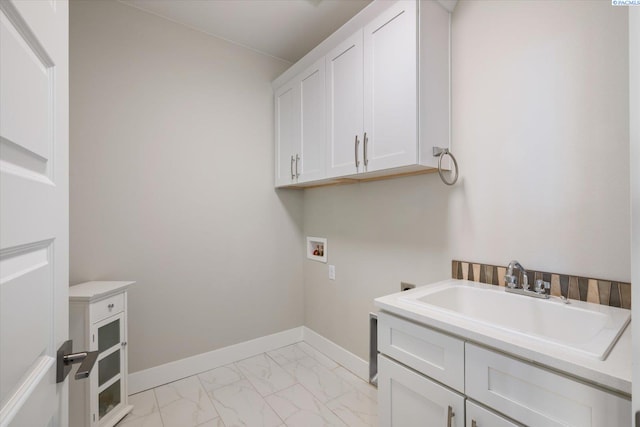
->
{"left": 504, "top": 260, "right": 529, "bottom": 289}
{"left": 504, "top": 260, "right": 550, "bottom": 299}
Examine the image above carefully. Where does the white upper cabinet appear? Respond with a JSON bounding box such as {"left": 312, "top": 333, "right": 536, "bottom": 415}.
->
{"left": 275, "top": 58, "right": 326, "bottom": 186}
{"left": 363, "top": 1, "right": 417, "bottom": 173}
{"left": 326, "top": 31, "right": 364, "bottom": 178}
{"left": 298, "top": 58, "right": 326, "bottom": 183}
{"left": 274, "top": 82, "right": 298, "bottom": 187}
{"left": 274, "top": 0, "right": 451, "bottom": 187}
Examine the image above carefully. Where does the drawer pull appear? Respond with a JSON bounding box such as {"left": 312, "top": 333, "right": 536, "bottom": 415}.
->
{"left": 107, "top": 303, "right": 114, "bottom": 310}
{"left": 447, "top": 405, "right": 455, "bottom": 427}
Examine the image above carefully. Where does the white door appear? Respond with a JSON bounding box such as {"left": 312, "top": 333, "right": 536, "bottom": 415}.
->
{"left": 326, "top": 30, "right": 363, "bottom": 178}
{"left": 297, "top": 57, "right": 325, "bottom": 183}
{"left": 274, "top": 81, "right": 298, "bottom": 187}
{"left": 0, "top": 0, "right": 69, "bottom": 426}
{"left": 378, "top": 355, "right": 464, "bottom": 427}
{"left": 363, "top": 1, "right": 417, "bottom": 173}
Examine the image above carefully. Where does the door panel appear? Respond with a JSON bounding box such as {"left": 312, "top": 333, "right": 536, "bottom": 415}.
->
{"left": 274, "top": 82, "right": 298, "bottom": 187}
{"left": 298, "top": 58, "right": 325, "bottom": 183}
{"left": 0, "top": 0, "right": 68, "bottom": 426}
{"left": 378, "top": 355, "right": 464, "bottom": 427}
{"left": 363, "top": 1, "right": 417, "bottom": 172}
{"left": 326, "top": 30, "right": 363, "bottom": 178}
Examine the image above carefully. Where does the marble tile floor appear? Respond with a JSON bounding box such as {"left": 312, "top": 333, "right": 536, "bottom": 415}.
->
{"left": 117, "top": 342, "right": 378, "bottom": 427}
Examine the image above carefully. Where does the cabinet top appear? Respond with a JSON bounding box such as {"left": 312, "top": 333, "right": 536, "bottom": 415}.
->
{"left": 69, "top": 281, "right": 135, "bottom": 302}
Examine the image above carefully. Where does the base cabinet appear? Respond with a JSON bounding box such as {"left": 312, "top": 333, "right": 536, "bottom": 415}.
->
{"left": 69, "top": 281, "right": 134, "bottom": 427}
{"left": 378, "top": 312, "right": 631, "bottom": 427}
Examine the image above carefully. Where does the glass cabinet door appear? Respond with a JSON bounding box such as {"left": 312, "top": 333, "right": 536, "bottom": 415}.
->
{"left": 93, "top": 313, "right": 125, "bottom": 422}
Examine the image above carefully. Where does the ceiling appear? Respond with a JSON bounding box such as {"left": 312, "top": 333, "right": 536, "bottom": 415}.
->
{"left": 120, "top": 0, "right": 373, "bottom": 63}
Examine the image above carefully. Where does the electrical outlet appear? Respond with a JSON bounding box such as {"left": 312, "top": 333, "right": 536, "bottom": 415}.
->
{"left": 329, "top": 265, "right": 336, "bottom": 280}
{"left": 401, "top": 282, "right": 416, "bottom": 291}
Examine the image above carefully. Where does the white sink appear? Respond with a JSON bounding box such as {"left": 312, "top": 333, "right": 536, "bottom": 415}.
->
{"left": 398, "top": 280, "right": 630, "bottom": 360}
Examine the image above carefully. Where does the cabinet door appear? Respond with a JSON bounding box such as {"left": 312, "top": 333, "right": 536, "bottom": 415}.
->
{"left": 363, "top": 1, "right": 417, "bottom": 172}
{"left": 274, "top": 80, "right": 299, "bottom": 187}
{"left": 466, "top": 401, "right": 520, "bottom": 427}
{"left": 378, "top": 354, "right": 464, "bottom": 427}
{"left": 92, "top": 313, "right": 126, "bottom": 426}
{"left": 326, "top": 30, "right": 364, "bottom": 178}
{"left": 466, "top": 343, "right": 631, "bottom": 427}
{"left": 297, "top": 58, "right": 326, "bottom": 183}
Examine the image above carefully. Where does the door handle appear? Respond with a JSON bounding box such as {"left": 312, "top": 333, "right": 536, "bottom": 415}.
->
{"left": 363, "top": 132, "right": 368, "bottom": 167}
{"left": 56, "top": 340, "right": 99, "bottom": 383}
{"left": 295, "top": 154, "right": 300, "bottom": 178}
{"left": 290, "top": 155, "right": 295, "bottom": 180}
{"left": 354, "top": 135, "right": 360, "bottom": 168}
{"left": 447, "top": 405, "right": 455, "bottom": 427}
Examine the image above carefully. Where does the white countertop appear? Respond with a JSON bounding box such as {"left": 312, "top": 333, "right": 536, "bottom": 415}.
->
{"left": 69, "top": 281, "right": 135, "bottom": 302}
{"left": 375, "top": 279, "right": 631, "bottom": 396}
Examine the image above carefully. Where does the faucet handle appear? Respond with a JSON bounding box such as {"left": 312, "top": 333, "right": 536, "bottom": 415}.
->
{"left": 534, "top": 279, "right": 550, "bottom": 294}
{"left": 504, "top": 274, "right": 517, "bottom": 288}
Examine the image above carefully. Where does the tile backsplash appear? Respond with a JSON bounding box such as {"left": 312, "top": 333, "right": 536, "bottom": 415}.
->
{"left": 452, "top": 260, "right": 631, "bottom": 309}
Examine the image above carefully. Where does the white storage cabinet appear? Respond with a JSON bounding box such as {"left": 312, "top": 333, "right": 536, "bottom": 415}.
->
{"left": 274, "top": 0, "right": 452, "bottom": 188}
{"left": 69, "top": 281, "right": 134, "bottom": 427}
{"left": 275, "top": 58, "right": 326, "bottom": 186}
{"left": 377, "top": 311, "right": 631, "bottom": 427}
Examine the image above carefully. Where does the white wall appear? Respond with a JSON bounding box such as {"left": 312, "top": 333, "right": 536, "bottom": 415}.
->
{"left": 304, "top": 0, "right": 630, "bottom": 361}
{"left": 69, "top": 0, "right": 304, "bottom": 373}
{"left": 629, "top": 6, "right": 639, "bottom": 420}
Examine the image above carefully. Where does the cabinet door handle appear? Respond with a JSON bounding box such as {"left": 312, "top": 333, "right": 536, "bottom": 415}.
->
{"left": 447, "top": 405, "right": 455, "bottom": 427}
{"left": 295, "top": 154, "right": 300, "bottom": 178}
{"left": 108, "top": 303, "right": 114, "bottom": 310}
{"left": 363, "top": 132, "right": 368, "bottom": 167}
{"left": 121, "top": 341, "right": 128, "bottom": 347}
{"left": 354, "top": 135, "right": 360, "bottom": 168}
{"left": 471, "top": 420, "right": 477, "bottom": 427}
{"left": 290, "top": 155, "right": 295, "bottom": 180}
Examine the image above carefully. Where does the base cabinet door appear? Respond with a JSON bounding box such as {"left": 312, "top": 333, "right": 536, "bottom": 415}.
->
{"left": 378, "top": 354, "right": 464, "bottom": 427}
{"left": 466, "top": 401, "right": 520, "bottom": 427}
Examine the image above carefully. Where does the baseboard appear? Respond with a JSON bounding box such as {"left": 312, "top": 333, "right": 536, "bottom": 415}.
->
{"left": 128, "top": 325, "right": 370, "bottom": 394}
{"left": 128, "top": 327, "right": 304, "bottom": 394}
{"left": 302, "top": 327, "right": 369, "bottom": 381}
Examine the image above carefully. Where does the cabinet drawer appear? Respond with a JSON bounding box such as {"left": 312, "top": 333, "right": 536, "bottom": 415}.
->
{"left": 378, "top": 354, "right": 464, "bottom": 427}
{"left": 465, "top": 343, "right": 630, "bottom": 427}
{"left": 466, "top": 400, "right": 520, "bottom": 427}
{"left": 378, "top": 312, "right": 464, "bottom": 392}
{"left": 91, "top": 293, "right": 124, "bottom": 323}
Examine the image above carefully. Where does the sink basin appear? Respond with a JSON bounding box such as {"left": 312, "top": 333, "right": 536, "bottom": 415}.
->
{"left": 398, "top": 280, "right": 630, "bottom": 360}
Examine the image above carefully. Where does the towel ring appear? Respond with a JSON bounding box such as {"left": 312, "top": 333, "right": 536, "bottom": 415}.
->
{"left": 432, "top": 147, "right": 459, "bottom": 186}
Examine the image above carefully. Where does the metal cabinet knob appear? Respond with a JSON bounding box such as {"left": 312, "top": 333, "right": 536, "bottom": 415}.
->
{"left": 121, "top": 341, "right": 127, "bottom": 347}
{"left": 108, "top": 303, "right": 114, "bottom": 310}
